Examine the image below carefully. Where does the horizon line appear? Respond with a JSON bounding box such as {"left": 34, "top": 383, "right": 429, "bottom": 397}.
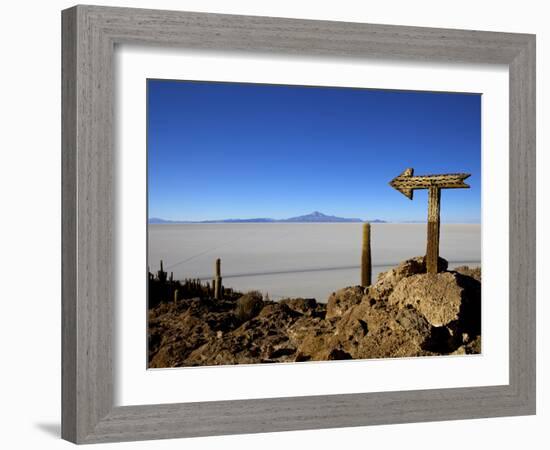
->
{"left": 148, "top": 218, "right": 481, "bottom": 224}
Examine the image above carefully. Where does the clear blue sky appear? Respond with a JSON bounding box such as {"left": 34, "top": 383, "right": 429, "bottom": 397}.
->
{"left": 148, "top": 79, "right": 481, "bottom": 223}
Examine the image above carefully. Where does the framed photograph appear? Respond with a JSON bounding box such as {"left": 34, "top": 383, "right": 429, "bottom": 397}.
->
{"left": 62, "top": 5, "right": 536, "bottom": 444}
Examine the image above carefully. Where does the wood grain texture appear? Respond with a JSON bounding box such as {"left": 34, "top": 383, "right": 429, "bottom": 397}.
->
{"left": 389, "top": 168, "right": 470, "bottom": 273}
{"left": 508, "top": 34, "right": 536, "bottom": 412}
{"left": 62, "top": 5, "right": 114, "bottom": 442}
{"left": 61, "top": 7, "right": 77, "bottom": 443}
{"left": 426, "top": 187, "right": 441, "bottom": 274}
{"left": 389, "top": 168, "right": 470, "bottom": 200}
{"left": 61, "top": 5, "right": 536, "bottom": 444}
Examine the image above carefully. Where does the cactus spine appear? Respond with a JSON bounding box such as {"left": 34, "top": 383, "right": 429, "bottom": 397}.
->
{"left": 214, "top": 258, "right": 222, "bottom": 300}
{"left": 361, "top": 222, "right": 372, "bottom": 287}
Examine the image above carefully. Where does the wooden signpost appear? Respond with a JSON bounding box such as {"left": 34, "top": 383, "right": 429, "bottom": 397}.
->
{"left": 389, "top": 168, "right": 470, "bottom": 274}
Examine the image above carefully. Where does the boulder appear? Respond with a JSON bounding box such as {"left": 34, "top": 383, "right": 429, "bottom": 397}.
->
{"left": 372, "top": 256, "right": 448, "bottom": 298}
{"left": 295, "top": 332, "right": 337, "bottom": 361}
{"left": 388, "top": 272, "right": 465, "bottom": 327}
{"left": 333, "top": 299, "right": 433, "bottom": 358}
{"left": 257, "top": 302, "right": 292, "bottom": 319}
{"left": 279, "top": 298, "right": 318, "bottom": 315}
{"left": 294, "top": 295, "right": 434, "bottom": 362}
{"left": 333, "top": 302, "right": 371, "bottom": 344}
{"left": 235, "top": 291, "right": 264, "bottom": 322}
{"left": 326, "top": 286, "right": 364, "bottom": 319}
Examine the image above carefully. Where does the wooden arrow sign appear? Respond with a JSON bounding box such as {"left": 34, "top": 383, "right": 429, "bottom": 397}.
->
{"left": 389, "top": 168, "right": 470, "bottom": 200}
{"left": 389, "top": 168, "right": 471, "bottom": 274}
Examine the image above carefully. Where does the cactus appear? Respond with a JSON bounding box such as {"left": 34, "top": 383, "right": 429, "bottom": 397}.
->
{"left": 173, "top": 289, "right": 179, "bottom": 304}
{"left": 169, "top": 271, "right": 173, "bottom": 283}
{"left": 213, "top": 258, "right": 222, "bottom": 300}
{"left": 157, "top": 259, "right": 167, "bottom": 283}
{"left": 361, "top": 223, "right": 372, "bottom": 287}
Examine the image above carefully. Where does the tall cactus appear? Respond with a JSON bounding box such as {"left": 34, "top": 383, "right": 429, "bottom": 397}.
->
{"left": 361, "top": 223, "right": 372, "bottom": 287}
{"left": 157, "top": 259, "right": 167, "bottom": 283}
{"left": 213, "top": 258, "right": 222, "bottom": 300}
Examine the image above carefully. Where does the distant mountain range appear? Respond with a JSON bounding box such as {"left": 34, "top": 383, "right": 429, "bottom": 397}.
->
{"left": 149, "top": 211, "right": 387, "bottom": 224}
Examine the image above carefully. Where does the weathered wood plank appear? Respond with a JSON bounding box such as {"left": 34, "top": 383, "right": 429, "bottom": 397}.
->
{"left": 426, "top": 187, "right": 441, "bottom": 274}
{"left": 389, "top": 168, "right": 470, "bottom": 199}
{"left": 390, "top": 168, "right": 470, "bottom": 273}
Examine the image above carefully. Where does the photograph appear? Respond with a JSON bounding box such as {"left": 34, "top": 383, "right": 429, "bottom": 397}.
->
{"left": 146, "top": 79, "right": 482, "bottom": 368}
{"left": 1, "top": 0, "right": 539, "bottom": 446}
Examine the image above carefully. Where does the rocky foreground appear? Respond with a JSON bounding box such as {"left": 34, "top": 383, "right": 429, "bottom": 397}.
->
{"left": 148, "top": 257, "right": 481, "bottom": 367}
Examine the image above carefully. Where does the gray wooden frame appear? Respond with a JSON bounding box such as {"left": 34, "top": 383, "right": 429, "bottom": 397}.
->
{"left": 62, "top": 4, "right": 536, "bottom": 444}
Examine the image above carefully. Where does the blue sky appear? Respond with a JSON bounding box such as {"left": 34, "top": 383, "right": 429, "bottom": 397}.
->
{"left": 148, "top": 79, "right": 481, "bottom": 223}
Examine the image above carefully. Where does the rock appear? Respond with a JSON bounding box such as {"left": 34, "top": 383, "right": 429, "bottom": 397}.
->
{"left": 452, "top": 346, "right": 467, "bottom": 355}
{"left": 287, "top": 315, "right": 327, "bottom": 344}
{"left": 147, "top": 257, "right": 481, "bottom": 367}
{"left": 297, "top": 296, "right": 434, "bottom": 361}
{"left": 326, "top": 286, "right": 364, "bottom": 319}
{"left": 148, "top": 308, "right": 217, "bottom": 368}
{"left": 235, "top": 291, "right": 264, "bottom": 322}
{"left": 279, "top": 298, "right": 318, "bottom": 315}
{"left": 333, "top": 301, "right": 371, "bottom": 340}
{"left": 257, "top": 302, "right": 291, "bottom": 318}
{"left": 373, "top": 256, "right": 448, "bottom": 298}
{"left": 341, "top": 313, "right": 424, "bottom": 359}
{"left": 294, "top": 332, "right": 336, "bottom": 361}
{"left": 339, "top": 300, "right": 433, "bottom": 357}
{"left": 327, "top": 348, "right": 353, "bottom": 360}
{"left": 388, "top": 272, "right": 465, "bottom": 327}
{"left": 395, "top": 305, "right": 432, "bottom": 338}
{"left": 453, "top": 266, "right": 481, "bottom": 282}
{"left": 421, "top": 325, "right": 456, "bottom": 353}
{"left": 466, "top": 336, "right": 481, "bottom": 354}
